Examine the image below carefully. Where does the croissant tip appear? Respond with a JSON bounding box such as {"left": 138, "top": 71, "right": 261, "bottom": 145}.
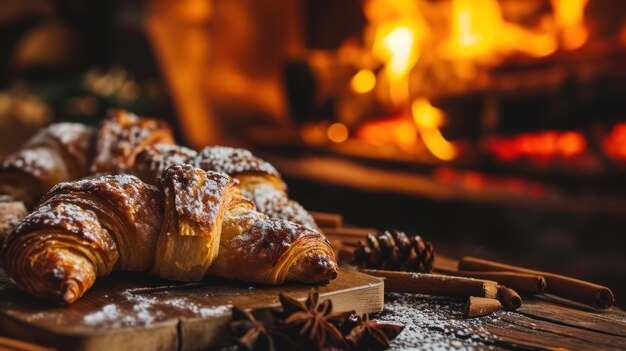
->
{"left": 60, "top": 284, "right": 78, "bottom": 305}
{"left": 329, "top": 265, "right": 339, "bottom": 280}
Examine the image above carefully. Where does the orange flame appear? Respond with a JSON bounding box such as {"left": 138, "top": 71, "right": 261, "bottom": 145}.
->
{"left": 445, "top": 0, "right": 557, "bottom": 61}
{"left": 551, "top": 0, "right": 589, "bottom": 50}
{"left": 356, "top": 115, "right": 418, "bottom": 151}
{"left": 411, "top": 99, "right": 457, "bottom": 161}
{"left": 365, "top": 0, "right": 428, "bottom": 106}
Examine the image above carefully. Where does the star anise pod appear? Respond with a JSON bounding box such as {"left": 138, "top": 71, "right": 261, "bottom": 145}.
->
{"left": 230, "top": 307, "right": 283, "bottom": 351}
{"left": 279, "top": 288, "right": 353, "bottom": 350}
{"left": 345, "top": 313, "right": 404, "bottom": 350}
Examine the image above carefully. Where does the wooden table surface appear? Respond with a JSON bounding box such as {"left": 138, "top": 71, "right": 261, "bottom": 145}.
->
{"left": 2, "top": 275, "right": 625, "bottom": 350}
{"left": 0, "top": 268, "right": 383, "bottom": 351}
{"left": 379, "top": 292, "right": 626, "bottom": 350}
{"left": 376, "top": 257, "right": 626, "bottom": 350}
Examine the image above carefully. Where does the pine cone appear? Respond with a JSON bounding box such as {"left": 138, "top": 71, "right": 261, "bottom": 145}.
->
{"left": 354, "top": 230, "right": 435, "bottom": 273}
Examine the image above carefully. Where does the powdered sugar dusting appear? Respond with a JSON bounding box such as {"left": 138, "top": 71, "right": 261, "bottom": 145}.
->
{"left": 375, "top": 293, "right": 496, "bottom": 350}
{"left": 81, "top": 290, "right": 231, "bottom": 328}
{"left": 133, "top": 144, "right": 197, "bottom": 185}
{"left": 161, "top": 165, "right": 234, "bottom": 232}
{"left": 83, "top": 304, "right": 122, "bottom": 325}
{"left": 91, "top": 110, "right": 174, "bottom": 174}
{"left": 194, "top": 146, "right": 280, "bottom": 178}
{"left": 240, "top": 182, "right": 317, "bottom": 228}
{"left": 1, "top": 147, "right": 59, "bottom": 180}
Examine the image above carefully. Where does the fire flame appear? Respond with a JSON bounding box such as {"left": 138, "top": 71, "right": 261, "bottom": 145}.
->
{"left": 445, "top": 0, "right": 557, "bottom": 61}
{"left": 356, "top": 115, "right": 418, "bottom": 151}
{"left": 551, "top": 0, "right": 589, "bottom": 50}
{"left": 365, "top": 0, "right": 427, "bottom": 106}
{"left": 371, "top": 21, "right": 423, "bottom": 106}
{"left": 346, "top": 0, "right": 594, "bottom": 159}
{"left": 411, "top": 99, "right": 457, "bottom": 161}
{"left": 356, "top": 98, "right": 458, "bottom": 161}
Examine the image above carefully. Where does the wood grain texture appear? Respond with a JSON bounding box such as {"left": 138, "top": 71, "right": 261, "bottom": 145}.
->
{"left": 0, "top": 268, "right": 383, "bottom": 351}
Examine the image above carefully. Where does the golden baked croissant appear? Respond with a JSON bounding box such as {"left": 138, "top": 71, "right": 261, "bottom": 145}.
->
{"left": 156, "top": 165, "right": 336, "bottom": 285}
{"left": 1, "top": 165, "right": 337, "bottom": 304}
{"left": 0, "top": 123, "right": 94, "bottom": 208}
{"left": 2, "top": 174, "right": 163, "bottom": 304}
{"left": 133, "top": 144, "right": 319, "bottom": 229}
{"left": 90, "top": 109, "right": 175, "bottom": 174}
{"left": 150, "top": 164, "right": 238, "bottom": 281}
{"left": 207, "top": 190, "right": 337, "bottom": 285}
{"left": 133, "top": 143, "right": 198, "bottom": 185}
{"left": 195, "top": 146, "right": 319, "bottom": 229}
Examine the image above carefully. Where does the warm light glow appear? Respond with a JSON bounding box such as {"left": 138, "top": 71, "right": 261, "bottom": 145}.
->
{"left": 380, "top": 26, "right": 417, "bottom": 79}
{"left": 411, "top": 98, "right": 444, "bottom": 129}
{"left": 356, "top": 116, "right": 418, "bottom": 150}
{"left": 551, "top": 0, "right": 589, "bottom": 50}
{"left": 371, "top": 22, "right": 422, "bottom": 106}
{"left": 445, "top": 0, "right": 557, "bottom": 61}
{"left": 557, "top": 131, "right": 586, "bottom": 157}
{"left": 411, "top": 98, "right": 457, "bottom": 161}
{"left": 603, "top": 123, "right": 626, "bottom": 161}
{"left": 327, "top": 123, "right": 349, "bottom": 143}
{"left": 350, "top": 69, "right": 377, "bottom": 94}
{"left": 487, "top": 130, "right": 587, "bottom": 162}
{"left": 365, "top": 0, "right": 427, "bottom": 108}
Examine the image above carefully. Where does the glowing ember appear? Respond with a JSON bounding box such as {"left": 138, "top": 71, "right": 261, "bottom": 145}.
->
{"left": 433, "top": 167, "right": 548, "bottom": 198}
{"left": 486, "top": 131, "right": 586, "bottom": 162}
{"left": 356, "top": 115, "right": 418, "bottom": 151}
{"left": 603, "top": 122, "right": 626, "bottom": 162}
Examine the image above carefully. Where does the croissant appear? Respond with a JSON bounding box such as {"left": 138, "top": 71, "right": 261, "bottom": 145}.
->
{"left": 1, "top": 174, "right": 163, "bottom": 303}
{"left": 0, "top": 123, "right": 94, "bottom": 208}
{"left": 90, "top": 109, "right": 175, "bottom": 175}
{"left": 133, "top": 144, "right": 319, "bottom": 229}
{"left": 150, "top": 164, "right": 237, "bottom": 281}
{"left": 1, "top": 165, "right": 337, "bottom": 304}
{"left": 156, "top": 165, "right": 336, "bottom": 285}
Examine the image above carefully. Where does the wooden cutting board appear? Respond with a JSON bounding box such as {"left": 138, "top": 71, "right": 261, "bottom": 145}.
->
{"left": 0, "top": 268, "right": 383, "bottom": 351}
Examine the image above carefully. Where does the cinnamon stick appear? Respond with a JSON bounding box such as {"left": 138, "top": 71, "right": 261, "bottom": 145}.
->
{"left": 311, "top": 211, "right": 343, "bottom": 229}
{"left": 435, "top": 267, "right": 546, "bottom": 295}
{"left": 498, "top": 286, "right": 522, "bottom": 310}
{"left": 464, "top": 296, "right": 502, "bottom": 318}
{"left": 360, "top": 269, "right": 499, "bottom": 299}
{"left": 459, "top": 257, "right": 614, "bottom": 309}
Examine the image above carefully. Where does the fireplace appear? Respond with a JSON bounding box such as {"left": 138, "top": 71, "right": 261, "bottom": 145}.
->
{"left": 159, "top": 0, "right": 626, "bottom": 303}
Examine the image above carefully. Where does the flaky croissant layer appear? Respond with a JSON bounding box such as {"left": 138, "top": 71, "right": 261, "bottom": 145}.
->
{"left": 1, "top": 166, "right": 337, "bottom": 304}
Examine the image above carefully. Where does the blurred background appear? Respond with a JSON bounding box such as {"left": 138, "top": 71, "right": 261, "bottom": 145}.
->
{"left": 0, "top": 0, "right": 625, "bottom": 304}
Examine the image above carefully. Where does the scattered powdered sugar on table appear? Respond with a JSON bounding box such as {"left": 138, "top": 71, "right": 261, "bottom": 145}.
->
{"left": 375, "top": 293, "right": 498, "bottom": 350}
{"left": 162, "top": 297, "right": 231, "bottom": 318}
{"left": 83, "top": 304, "right": 122, "bottom": 326}
{"left": 122, "top": 291, "right": 164, "bottom": 326}
{"left": 81, "top": 290, "right": 231, "bottom": 328}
